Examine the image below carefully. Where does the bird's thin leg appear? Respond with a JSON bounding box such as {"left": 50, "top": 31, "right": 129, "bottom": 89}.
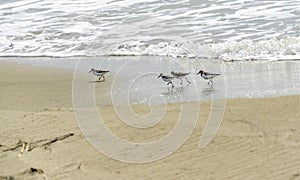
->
{"left": 185, "top": 77, "right": 191, "bottom": 84}
{"left": 180, "top": 78, "right": 183, "bottom": 85}
{"left": 166, "top": 82, "right": 171, "bottom": 88}
{"left": 166, "top": 81, "right": 175, "bottom": 89}
{"left": 99, "top": 76, "right": 105, "bottom": 82}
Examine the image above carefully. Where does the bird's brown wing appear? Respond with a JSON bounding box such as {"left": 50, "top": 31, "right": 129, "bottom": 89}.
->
{"left": 204, "top": 72, "right": 220, "bottom": 76}
{"left": 173, "top": 72, "right": 190, "bottom": 77}
{"left": 94, "top": 70, "right": 110, "bottom": 73}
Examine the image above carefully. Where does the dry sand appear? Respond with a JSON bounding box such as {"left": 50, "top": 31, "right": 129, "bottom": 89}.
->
{"left": 0, "top": 62, "right": 299, "bottom": 179}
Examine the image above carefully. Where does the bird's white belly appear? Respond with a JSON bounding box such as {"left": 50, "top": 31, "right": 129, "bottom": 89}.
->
{"left": 162, "top": 78, "right": 172, "bottom": 82}
{"left": 93, "top": 71, "right": 104, "bottom": 76}
{"left": 202, "top": 75, "right": 215, "bottom": 79}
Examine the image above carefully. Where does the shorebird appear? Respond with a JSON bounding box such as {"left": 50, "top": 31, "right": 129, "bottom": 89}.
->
{"left": 9, "top": 40, "right": 14, "bottom": 48}
{"left": 171, "top": 71, "right": 191, "bottom": 85}
{"left": 89, "top": 68, "right": 110, "bottom": 81}
{"left": 197, "top": 70, "right": 220, "bottom": 85}
{"left": 157, "top": 73, "right": 175, "bottom": 88}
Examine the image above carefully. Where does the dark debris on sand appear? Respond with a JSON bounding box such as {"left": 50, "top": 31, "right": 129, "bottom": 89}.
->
{"left": 2, "top": 133, "right": 74, "bottom": 153}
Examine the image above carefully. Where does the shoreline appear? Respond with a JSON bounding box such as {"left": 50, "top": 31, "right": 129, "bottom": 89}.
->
{"left": 0, "top": 62, "right": 75, "bottom": 111}
{"left": 1, "top": 58, "right": 300, "bottom": 109}
{"left": 0, "top": 60, "right": 300, "bottom": 179}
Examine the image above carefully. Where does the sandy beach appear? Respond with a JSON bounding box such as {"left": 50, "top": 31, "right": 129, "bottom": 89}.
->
{"left": 0, "top": 62, "right": 299, "bottom": 179}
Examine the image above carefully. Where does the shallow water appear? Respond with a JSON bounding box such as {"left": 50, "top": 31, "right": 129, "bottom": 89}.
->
{"left": 2, "top": 57, "right": 300, "bottom": 104}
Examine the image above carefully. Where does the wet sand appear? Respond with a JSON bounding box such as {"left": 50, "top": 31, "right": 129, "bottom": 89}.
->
{"left": 2, "top": 56, "right": 300, "bottom": 103}
{"left": 0, "top": 62, "right": 300, "bottom": 179}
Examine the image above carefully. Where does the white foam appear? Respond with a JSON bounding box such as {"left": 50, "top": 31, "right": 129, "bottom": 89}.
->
{"left": 1, "top": 0, "right": 300, "bottom": 61}
{"left": 103, "top": 37, "right": 300, "bottom": 61}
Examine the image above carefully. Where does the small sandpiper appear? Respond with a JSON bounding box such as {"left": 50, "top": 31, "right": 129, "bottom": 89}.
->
{"left": 197, "top": 70, "right": 220, "bottom": 85}
{"left": 171, "top": 71, "right": 191, "bottom": 85}
{"left": 157, "top": 73, "right": 175, "bottom": 88}
{"left": 89, "top": 68, "right": 110, "bottom": 81}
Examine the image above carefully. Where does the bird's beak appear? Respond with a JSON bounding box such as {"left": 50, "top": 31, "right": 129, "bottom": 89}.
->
{"left": 157, "top": 75, "right": 161, "bottom": 78}
{"left": 197, "top": 71, "right": 200, "bottom": 75}
{"left": 89, "top": 69, "right": 92, "bottom": 73}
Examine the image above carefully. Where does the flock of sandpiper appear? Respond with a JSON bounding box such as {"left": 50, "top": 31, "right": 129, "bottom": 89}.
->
{"left": 89, "top": 68, "right": 220, "bottom": 88}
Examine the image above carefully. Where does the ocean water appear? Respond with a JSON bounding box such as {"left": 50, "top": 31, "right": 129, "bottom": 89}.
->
{"left": 1, "top": 0, "right": 300, "bottom": 61}
{"left": 1, "top": 0, "right": 300, "bottom": 104}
